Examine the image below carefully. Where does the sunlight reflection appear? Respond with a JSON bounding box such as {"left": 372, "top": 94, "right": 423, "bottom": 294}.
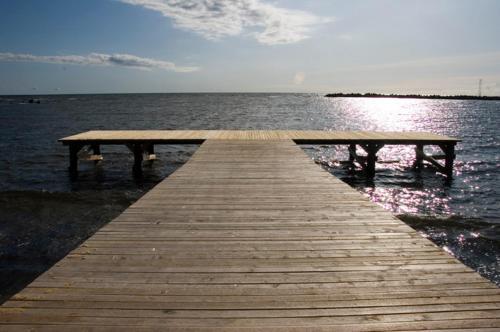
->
{"left": 342, "top": 97, "right": 432, "bottom": 131}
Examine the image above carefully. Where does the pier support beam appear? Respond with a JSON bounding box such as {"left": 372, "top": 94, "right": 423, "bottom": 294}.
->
{"left": 126, "top": 143, "right": 144, "bottom": 176}
{"left": 131, "top": 144, "right": 143, "bottom": 176}
{"left": 440, "top": 143, "right": 456, "bottom": 178}
{"left": 414, "top": 144, "right": 424, "bottom": 170}
{"left": 347, "top": 143, "right": 384, "bottom": 177}
{"left": 348, "top": 144, "right": 356, "bottom": 163}
{"left": 413, "top": 143, "right": 456, "bottom": 178}
{"left": 68, "top": 143, "right": 83, "bottom": 177}
{"left": 360, "top": 143, "right": 384, "bottom": 177}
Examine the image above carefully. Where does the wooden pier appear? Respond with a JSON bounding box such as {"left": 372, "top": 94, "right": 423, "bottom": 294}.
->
{"left": 59, "top": 130, "right": 460, "bottom": 178}
{"left": 1, "top": 135, "right": 499, "bottom": 330}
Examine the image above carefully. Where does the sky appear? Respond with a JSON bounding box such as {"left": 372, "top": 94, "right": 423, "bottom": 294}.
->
{"left": 1, "top": 0, "right": 500, "bottom": 95}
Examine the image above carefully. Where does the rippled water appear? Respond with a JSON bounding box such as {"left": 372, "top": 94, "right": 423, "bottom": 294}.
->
{"left": 0, "top": 93, "right": 498, "bottom": 295}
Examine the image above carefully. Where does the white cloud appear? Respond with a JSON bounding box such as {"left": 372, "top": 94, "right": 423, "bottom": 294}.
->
{"left": 0, "top": 52, "right": 199, "bottom": 72}
{"left": 293, "top": 71, "right": 305, "bottom": 85}
{"left": 117, "top": 0, "right": 331, "bottom": 45}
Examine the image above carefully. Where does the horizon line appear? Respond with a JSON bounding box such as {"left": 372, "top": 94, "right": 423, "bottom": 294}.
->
{"left": 2, "top": 91, "right": 499, "bottom": 97}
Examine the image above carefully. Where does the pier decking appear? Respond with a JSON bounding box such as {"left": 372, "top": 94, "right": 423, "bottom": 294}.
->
{"left": 59, "top": 130, "right": 460, "bottom": 177}
{"left": 1, "top": 137, "right": 498, "bottom": 330}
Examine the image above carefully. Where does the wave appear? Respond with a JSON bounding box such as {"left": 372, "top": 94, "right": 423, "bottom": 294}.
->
{"left": 398, "top": 214, "right": 499, "bottom": 286}
{"left": 398, "top": 214, "right": 499, "bottom": 232}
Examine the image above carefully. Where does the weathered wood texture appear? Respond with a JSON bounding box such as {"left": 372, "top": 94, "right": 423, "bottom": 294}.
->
{"left": 2, "top": 139, "right": 496, "bottom": 331}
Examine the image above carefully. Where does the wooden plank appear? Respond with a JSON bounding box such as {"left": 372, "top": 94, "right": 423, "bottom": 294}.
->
{"left": 1, "top": 138, "right": 495, "bottom": 331}
{"left": 59, "top": 130, "right": 461, "bottom": 145}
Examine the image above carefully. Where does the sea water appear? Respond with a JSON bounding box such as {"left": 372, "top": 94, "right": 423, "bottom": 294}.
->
{"left": 0, "top": 93, "right": 498, "bottom": 300}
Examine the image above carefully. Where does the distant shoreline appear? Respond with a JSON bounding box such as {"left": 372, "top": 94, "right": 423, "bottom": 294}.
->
{"left": 325, "top": 93, "right": 500, "bottom": 101}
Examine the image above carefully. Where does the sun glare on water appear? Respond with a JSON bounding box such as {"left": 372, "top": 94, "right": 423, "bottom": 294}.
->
{"left": 343, "top": 97, "right": 432, "bottom": 132}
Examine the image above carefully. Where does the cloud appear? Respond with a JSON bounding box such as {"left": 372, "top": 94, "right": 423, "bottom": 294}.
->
{"left": 118, "top": 0, "right": 331, "bottom": 45}
{"left": 293, "top": 71, "right": 305, "bottom": 85}
{"left": 0, "top": 52, "right": 199, "bottom": 72}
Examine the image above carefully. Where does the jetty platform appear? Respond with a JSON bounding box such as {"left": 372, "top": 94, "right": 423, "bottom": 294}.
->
{"left": 2, "top": 132, "right": 499, "bottom": 330}
{"left": 59, "top": 130, "right": 460, "bottom": 177}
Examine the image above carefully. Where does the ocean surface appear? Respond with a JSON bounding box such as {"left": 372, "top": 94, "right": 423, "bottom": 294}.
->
{"left": 0, "top": 93, "right": 499, "bottom": 300}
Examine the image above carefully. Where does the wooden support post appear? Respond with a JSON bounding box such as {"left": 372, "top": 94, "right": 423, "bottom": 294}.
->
{"left": 413, "top": 143, "right": 456, "bottom": 177}
{"left": 360, "top": 143, "right": 384, "bottom": 177}
{"left": 366, "top": 148, "right": 377, "bottom": 177}
{"left": 132, "top": 143, "right": 143, "bottom": 176}
{"left": 414, "top": 144, "right": 424, "bottom": 170}
{"left": 68, "top": 143, "right": 83, "bottom": 177}
{"left": 348, "top": 144, "right": 356, "bottom": 163}
{"left": 440, "top": 143, "right": 456, "bottom": 178}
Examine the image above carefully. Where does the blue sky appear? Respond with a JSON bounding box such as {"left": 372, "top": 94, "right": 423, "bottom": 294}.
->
{"left": 1, "top": 0, "right": 499, "bottom": 95}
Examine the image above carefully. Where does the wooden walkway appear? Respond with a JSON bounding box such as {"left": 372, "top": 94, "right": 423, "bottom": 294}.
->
{"left": 59, "top": 130, "right": 460, "bottom": 177}
{"left": 1, "top": 139, "right": 499, "bottom": 330}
